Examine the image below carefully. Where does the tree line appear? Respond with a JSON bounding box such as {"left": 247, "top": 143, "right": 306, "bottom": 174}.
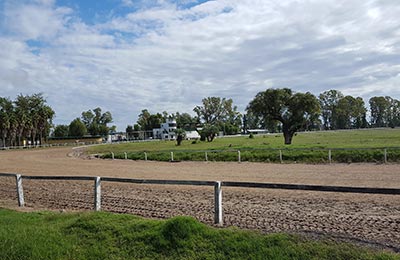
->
{"left": 126, "top": 97, "right": 242, "bottom": 142}
{"left": 0, "top": 94, "right": 55, "bottom": 147}
{"left": 2, "top": 89, "right": 399, "bottom": 147}
{"left": 127, "top": 89, "right": 400, "bottom": 145}
{"left": 53, "top": 107, "right": 114, "bottom": 138}
{"left": 247, "top": 89, "right": 400, "bottom": 144}
{"left": 0, "top": 94, "right": 115, "bottom": 146}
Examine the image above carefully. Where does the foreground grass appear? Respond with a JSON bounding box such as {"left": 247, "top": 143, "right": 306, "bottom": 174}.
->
{"left": 88, "top": 128, "right": 400, "bottom": 163}
{"left": 0, "top": 209, "right": 398, "bottom": 260}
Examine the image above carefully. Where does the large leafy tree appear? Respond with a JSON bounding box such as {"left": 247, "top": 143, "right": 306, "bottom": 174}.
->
{"left": 369, "top": 96, "right": 400, "bottom": 128}
{"left": 175, "top": 112, "right": 199, "bottom": 131}
{"left": 247, "top": 88, "right": 320, "bottom": 145}
{"left": 136, "top": 109, "right": 163, "bottom": 131}
{"left": 318, "top": 90, "right": 344, "bottom": 130}
{"left": 53, "top": 125, "right": 69, "bottom": 138}
{"left": 194, "top": 97, "right": 242, "bottom": 135}
{"left": 69, "top": 118, "right": 87, "bottom": 137}
{"left": 388, "top": 98, "right": 400, "bottom": 127}
{"left": 81, "top": 107, "right": 112, "bottom": 136}
{"left": 199, "top": 124, "right": 219, "bottom": 142}
{"left": 336, "top": 96, "right": 367, "bottom": 129}
{"left": 369, "top": 96, "right": 391, "bottom": 127}
{"left": 318, "top": 91, "right": 368, "bottom": 130}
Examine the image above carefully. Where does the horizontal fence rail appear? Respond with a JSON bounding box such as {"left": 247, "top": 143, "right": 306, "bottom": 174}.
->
{"left": 0, "top": 173, "right": 18, "bottom": 177}
{"left": 101, "top": 177, "right": 216, "bottom": 186}
{"left": 222, "top": 181, "right": 400, "bottom": 195}
{"left": 23, "top": 175, "right": 96, "bottom": 181}
{"left": 1, "top": 173, "right": 400, "bottom": 225}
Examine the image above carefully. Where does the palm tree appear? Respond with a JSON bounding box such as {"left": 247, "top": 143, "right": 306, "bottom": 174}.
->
{"left": 37, "top": 104, "right": 55, "bottom": 143}
{"left": 14, "top": 95, "right": 31, "bottom": 146}
{"left": 1, "top": 93, "right": 55, "bottom": 147}
{"left": 0, "top": 97, "right": 13, "bottom": 147}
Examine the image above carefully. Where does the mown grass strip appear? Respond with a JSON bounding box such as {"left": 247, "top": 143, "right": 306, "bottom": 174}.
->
{"left": 102, "top": 147, "right": 400, "bottom": 163}
{"left": 0, "top": 209, "right": 398, "bottom": 260}
{"left": 89, "top": 129, "right": 400, "bottom": 163}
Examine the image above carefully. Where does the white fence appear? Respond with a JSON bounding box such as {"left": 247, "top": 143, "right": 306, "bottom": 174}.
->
{"left": 1, "top": 173, "right": 400, "bottom": 225}
{"left": 106, "top": 147, "right": 400, "bottom": 164}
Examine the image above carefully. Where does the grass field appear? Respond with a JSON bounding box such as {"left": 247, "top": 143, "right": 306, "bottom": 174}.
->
{"left": 1, "top": 209, "right": 398, "bottom": 260}
{"left": 88, "top": 128, "right": 400, "bottom": 163}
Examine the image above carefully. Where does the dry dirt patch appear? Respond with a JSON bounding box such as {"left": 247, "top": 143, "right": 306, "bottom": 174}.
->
{"left": 0, "top": 147, "right": 399, "bottom": 251}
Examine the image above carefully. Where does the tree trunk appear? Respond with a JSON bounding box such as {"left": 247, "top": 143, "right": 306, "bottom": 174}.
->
{"left": 39, "top": 131, "right": 43, "bottom": 145}
{"left": 282, "top": 124, "right": 294, "bottom": 145}
{"left": 31, "top": 130, "right": 37, "bottom": 146}
{"left": 176, "top": 134, "right": 183, "bottom": 146}
{"left": 283, "top": 131, "right": 293, "bottom": 145}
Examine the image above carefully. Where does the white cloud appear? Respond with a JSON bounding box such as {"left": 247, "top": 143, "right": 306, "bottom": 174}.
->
{"left": 55, "top": 22, "right": 116, "bottom": 47}
{"left": 3, "top": 1, "right": 72, "bottom": 41}
{"left": 1, "top": 0, "right": 400, "bottom": 129}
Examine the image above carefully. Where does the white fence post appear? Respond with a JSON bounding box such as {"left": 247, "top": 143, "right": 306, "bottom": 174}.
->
{"left": 214, "top": 181, "right": 223, "bottom": 225}
{"left": 205, "top": 152, "right": 208, "bottom": 162}
{"left": 111, "top": 152, "right": 114, "bottom": 160}
{"left": 124, "top": 152, "right": 127, "bottom": 160}
{"left": 171, "top": 151, "right": 174, "bottom": 161}
{"left": 15, "top": 174, "right": 24, "bottom": 207}
{"left": 238, "top": 150, "right": 241, "bottom": 163}
{"left": 94, "top": 177, "right": 101, "bottom": 211}
{"left": 328, "top": 149, "right": 332, "bottom": 164}
{"left": 384, "top": 149, "right": 387, "bottom": 164}
{"left": 144, "top": 152, "right": 148, "bottom": 161}
{"left": 279, "top": 150, "right": 283, "bottom": 163}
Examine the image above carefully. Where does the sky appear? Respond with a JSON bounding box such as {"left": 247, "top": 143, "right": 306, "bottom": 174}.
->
{"left": 1, "top": 0, "right": 400, "bottom": 130}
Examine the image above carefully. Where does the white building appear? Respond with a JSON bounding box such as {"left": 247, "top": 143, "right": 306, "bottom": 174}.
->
{"left": 247, "top": 129, "right": 269, "bottom": 135}
{"left": 107, "top": 132, "right": 127, "bottom": 143}
{"left": 153, "top": 119, "right": 177, "bottom": 140}
{"left": 185, "top": 131, "right": 200, "bottom": 140}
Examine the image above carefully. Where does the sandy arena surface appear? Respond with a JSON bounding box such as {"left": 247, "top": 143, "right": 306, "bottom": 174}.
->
{"left": 0, "top": 147, "right": 399, "bottom": 251}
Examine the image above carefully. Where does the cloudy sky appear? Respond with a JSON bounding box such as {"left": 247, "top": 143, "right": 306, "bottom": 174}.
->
{"left": 1, "top": 0, "right": 400, "bottom": 130}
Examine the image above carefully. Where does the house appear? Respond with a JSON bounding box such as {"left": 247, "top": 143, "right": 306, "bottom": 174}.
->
{"left": 153, "top": 119, "right": 177, "bottom": 140}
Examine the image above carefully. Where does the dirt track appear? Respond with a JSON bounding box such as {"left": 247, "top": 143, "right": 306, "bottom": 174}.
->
{"left": 0, "top": 147, "right": 399, "bottom": 251}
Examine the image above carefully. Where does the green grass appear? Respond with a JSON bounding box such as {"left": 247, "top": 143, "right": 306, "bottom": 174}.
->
{"left": 88, "top": 128, "right": 400, "bottom": 163}
{"left": 0, "top": 209, "right": 398, "bottom": 260}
